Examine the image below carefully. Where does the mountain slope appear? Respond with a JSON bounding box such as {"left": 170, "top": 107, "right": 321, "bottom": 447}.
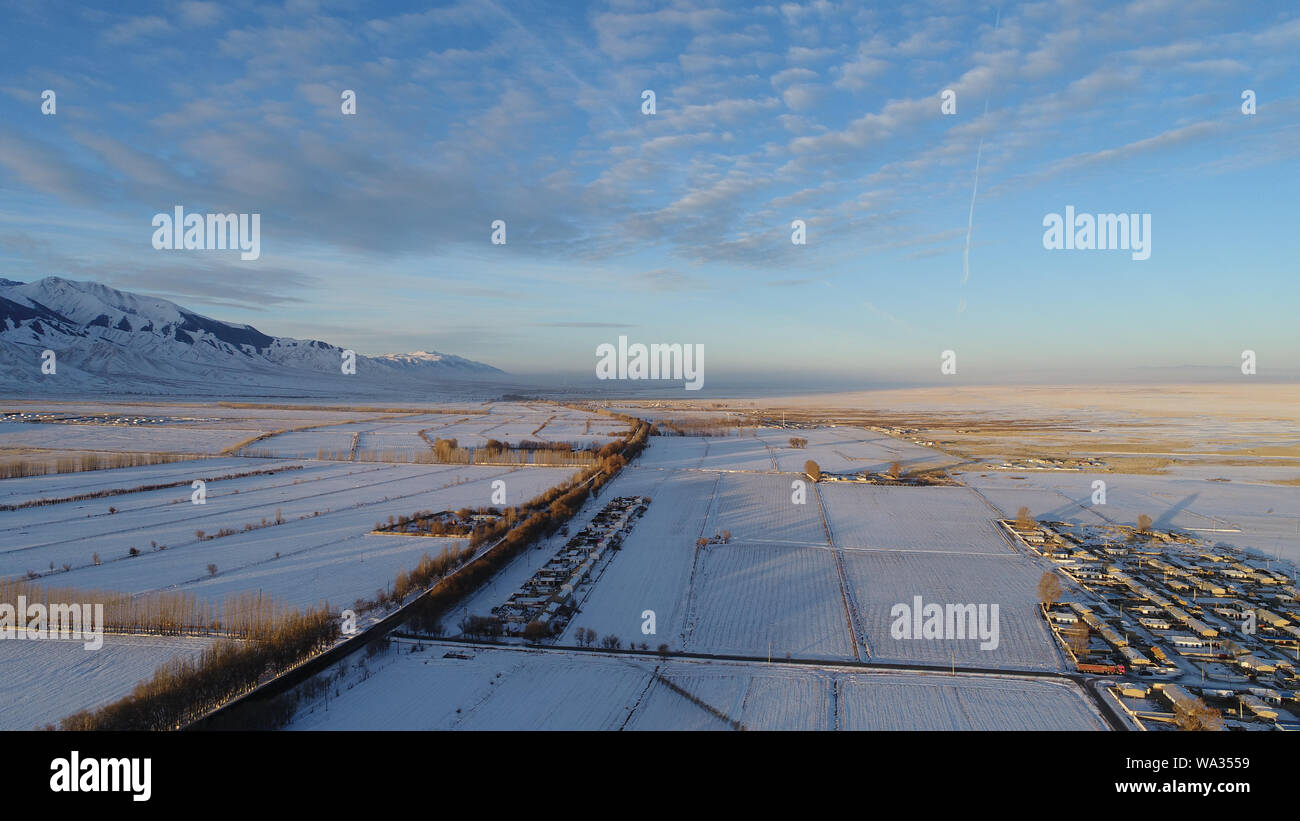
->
{"left": 0, "top": 277, "right": 505, "bottom": 396}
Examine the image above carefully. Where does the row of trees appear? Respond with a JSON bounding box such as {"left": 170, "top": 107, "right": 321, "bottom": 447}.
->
{"left": 417, "top": 434, "right": 602, "bottom": 466}
{"left": 60, "top": 605, "right": 338, "bottom": 730}
{"left": 650, "top": 417, "right": 749, "bottom": 437}
{"left": 573, "top": 627, "right": 624, "bottom": 649}
{"left": 0, "top": 450, "right": 200, "bottom": 480}
{"left": 3, "top": 464, "right": 296, "bottom": 513}
{"left": 0, "top": 579, "right": 309, "bottom": 638}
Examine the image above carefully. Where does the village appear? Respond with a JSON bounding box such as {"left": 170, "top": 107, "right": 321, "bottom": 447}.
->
{"left": 491, "top": 495, "right": 650, "bottom": 638}
{"left": 1006, "top": 515, "right": 1300, "bottom": 730}
{"left": 0, "top": 411, "right": 217, "bottom": 426}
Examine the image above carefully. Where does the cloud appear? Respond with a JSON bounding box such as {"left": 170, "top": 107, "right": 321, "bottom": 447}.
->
{"left": 176, "top": 1, "right": 222, "bottom": 27}
{"left": 101, "top": 16, "right": 172, "bottom": 45}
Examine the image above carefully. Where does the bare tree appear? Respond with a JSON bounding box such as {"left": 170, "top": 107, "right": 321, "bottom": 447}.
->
{"left": 1037, "top": 571, "right": 1064, "bottom": 609}
{"left": 1064, "top": 621, "right": 1090, "bottom": 656}
{"left": 788, "top": 437, "right": 808, "bottom": 449}
{"left": 804, "top": 460, "right": 821, "bottom": 482}
{"left": 1137, "top": 514, "right": 1153, "bottom": 533}
{"left": 1016, "top": 506, "right": 1036, "bottom": 529}
{"left": 523, "top": 620, "right": 551, "bottom": 642}
{"left": 207, "top": 563, "right": 218, "bottom": 577}
{"left": 888, "top": 461, "right": 902, "bottom": 478}
{"left": 1174, "top": 696, "right": 1223, "bottom": 731}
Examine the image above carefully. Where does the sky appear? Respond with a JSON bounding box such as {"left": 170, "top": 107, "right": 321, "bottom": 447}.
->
{"left": 1, "top": 0, "right": 1297, "bottom": 388}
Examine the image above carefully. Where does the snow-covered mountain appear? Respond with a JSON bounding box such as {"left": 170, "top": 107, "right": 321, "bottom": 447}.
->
{"left": 0, "top": 277, "right": 506, "bottom": 396}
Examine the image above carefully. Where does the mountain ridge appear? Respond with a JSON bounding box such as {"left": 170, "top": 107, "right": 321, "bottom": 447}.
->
{"left": 0, "top": 277, "right": 506, "bottom": 396}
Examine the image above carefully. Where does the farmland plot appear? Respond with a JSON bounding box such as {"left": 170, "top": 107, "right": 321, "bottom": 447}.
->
{"left": 0, "top": 634, "right": 214, "bottom": 731}
{"left": 288, "top": 643, "right": 655, "bottom": 731}
{"left": 5, "top": 464, "right": 578, "bottom": 610}
{"left": 354, "top": 429, "right": 429, "bottom": 460}
{"left": 246, "top": 429, "right": 355, "bottom": 457}
{"left": 628, "top": 663, "right": 837, "bottom": 730}
{"left": 731, "top": 669, "right": 836, "bottom": 730}
{"left": 960, "top": 485, "right": 1108, "bottom": 526}
{"left": 285, "top": 641, "right": 1101, "bottom": 731}
{"left": 685, "top": 543, "right": 855, "bottom": 661}
{"left": 0, "top": 423, "right": 254, "bottom": 454}
{"left": 820, "top": 484, "right": 1013, "bottom": 555}
{"left": 704, "top": 473, "right": 828, "bottom": 546}
{"left": 842, "top": 551, "right": 1064, "bottom": 671}
{"left": 964, "top": 470, "right": 1300, "bottom": 562}
{"left": 0, "top": 460, "right": 358, "bottom": 543}
{"left": 695, "top": 436, "right": 778, "bottom": 472}
{"left": 0, "top": 456, "right": 288, "bottom": 506}
{"left": 2, "top": 462, "right": 469, "bottom": 577}
{"left": 837, "top": 673, "right": 1105, "bottom": 731}
{"left": 632, "top": 436, "right": 708, "bottom": 470}
{"left": 761, "top": 428, "right": 927, "bottom": 474}
{"left": 626, "top": 667, "right": 751, "bottom": 730}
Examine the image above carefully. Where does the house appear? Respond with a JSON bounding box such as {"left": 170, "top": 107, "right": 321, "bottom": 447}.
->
{"left": 1168, "top": 632, "right": 1208, "bottom": 650}
{"left": 1116, "top": 681, "right": 1150, "bottom": 698}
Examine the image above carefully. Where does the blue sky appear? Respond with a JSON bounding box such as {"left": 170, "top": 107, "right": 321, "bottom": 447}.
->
{"left": 1, "top": 0, "right": 1297, "bottom": 386}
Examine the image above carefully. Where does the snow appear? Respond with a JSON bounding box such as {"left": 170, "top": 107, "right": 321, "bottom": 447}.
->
{"left": 963, "top": 470, "right": 1300, "bottom": 563}
{"left": 0, "top": 634, "right": 214, "bottom": 731}
{"left": 4, "top": 459, "right": 580, "bottom": 611}
{"left": 284, "top": 640, "right": 1106, "bottom": 731}
{"left": 0, "top": 276, "right": 505, "bottom": 396}
{"left": 819, "top": 484, "right": 1015, "bottom": 554}
{"left": 841, "top": 550, "right": 1065, "bottom": 672}
{"left": 684, "top": 542, "right": 855, "bottom": 660}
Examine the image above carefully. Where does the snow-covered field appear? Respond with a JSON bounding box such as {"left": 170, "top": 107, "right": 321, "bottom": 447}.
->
{"left": 0, "top": 634, "right": 214, "bottom": 730}
{"left": 819, "top": 484, "right": 1014, "bottom": 554}
{"left": 835, "top": 672, "right": 1105, "bottom": 730}
{"left": 756, "top": 427, "right": 947, "bottom": 475}
{"left": 0, "top": 400, "right": 614, "bottom": 728}
{"left": 962, "top": 470, "right": 1300, "bottom": 563}
{"left": 4, "top": 460, "right": 577, "bottom": 609}
{"left": 0, "top": 423, "right": 254, "bottom": 453}
{"left": 704, "top": 472, "right": 827, "bottom": 546}
{"left": 14, "top": 394, "right": 1287, "bottom": 731}
{"left": 842, "top": 550, "right": 1065, "bottom": 671}
{"left": 684, "top": 543, "right": 855, "bottom": 660}
{"left": 285, "top": 640, "right": 1105, "bottom": 731}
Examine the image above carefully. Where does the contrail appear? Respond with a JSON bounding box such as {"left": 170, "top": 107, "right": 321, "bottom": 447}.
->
{"left": 961, "top": 4, "right": 1001, "bottom": 292}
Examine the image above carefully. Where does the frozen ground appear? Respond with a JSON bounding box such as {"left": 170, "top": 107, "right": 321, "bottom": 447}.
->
{"left": 961, "top": 470, "right": 1300, "bottom": 564}
{"left": 0, "top": 634, "right": 214, "bottom": 730}
{"left": 285, "top": 640, "right": 1105, "bottom": 731}
{"left": 4, "top": 459, "right": 578, "bottom": 609}
{"left": 0, "top": 401, "right": 614, "bottom": 728}
{"left": 819, "top": 484, "right": 1013, "bottom": 555}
